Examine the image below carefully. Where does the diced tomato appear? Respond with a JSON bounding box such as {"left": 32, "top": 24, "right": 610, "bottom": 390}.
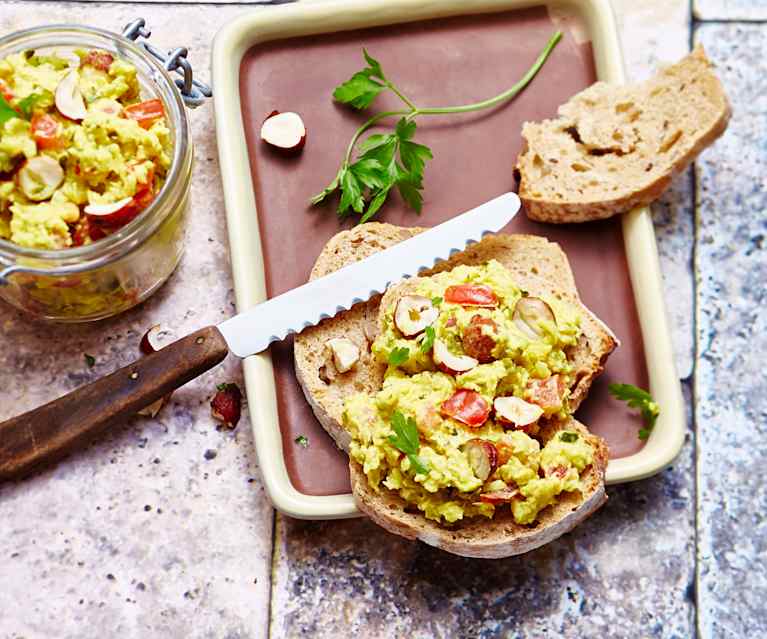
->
{"left": 440, "top": 389, "right": 490, "bottom": 427}
{"left": 83, "top": 50, "right": 114, "bottom": 72}
{"left": 526, "top": 375, "right": 567, "bottom": 412}
{"left": 479, "top": 487, "right": 520, "bottom": 504}
{"left": 31, "top": 114, "right": 64, "bottom": 150}
{"left": 444, "top": 284, "right": 498, "bottom": 308}
{"left": 70, "top": 217, "right": 106, "bottom": 246}
{"left": 0, "top": 79, "right": 13, "bottom": 102}
{"left": 123, "top": 99, "right": 165, "bottom": 129}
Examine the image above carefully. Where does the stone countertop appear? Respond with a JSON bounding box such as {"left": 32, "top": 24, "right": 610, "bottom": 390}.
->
{"left": 0, "top": 1, "right": 762, "bottom": 638}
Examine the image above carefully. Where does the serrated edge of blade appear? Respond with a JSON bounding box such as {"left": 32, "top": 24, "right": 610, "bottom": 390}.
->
{"left": 258, "top": 227, "right": 497, "bottom": 348}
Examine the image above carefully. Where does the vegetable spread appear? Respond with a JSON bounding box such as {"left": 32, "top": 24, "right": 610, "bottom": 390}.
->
{"left": 343, "top": 260, "right": 596, "bottom": 525}
{"left": 0, "top": 48, "right": 171, "bottom": 250}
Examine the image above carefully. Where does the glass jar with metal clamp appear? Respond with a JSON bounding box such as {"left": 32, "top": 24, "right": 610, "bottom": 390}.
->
{"left": 0, "top": 20, "right": 211, "bottom": 321}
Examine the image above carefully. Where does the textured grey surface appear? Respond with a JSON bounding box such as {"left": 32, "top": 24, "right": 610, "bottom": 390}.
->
{"left": 270, "top": 2, "right": 699, "bottom": 638}
{"left": 694, "top": 0, "right": 767, "bottom": 20}
{"left": 617, "top": 0, "right": 695, "bottom": 379}
{"left": 1, "top": 0, "right": 760, "bottom": 637}
{"left": 271, "top": 404, "right": 696, "bottom": 638}
{"left": 694, "top": 22, "right": 767, "bottom": 638}
{"left": 0, "top": 3, "right": 274, "bottom": 639}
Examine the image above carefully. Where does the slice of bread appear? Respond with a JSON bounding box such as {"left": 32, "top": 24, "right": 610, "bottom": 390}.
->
{"left": 294, "top": 223, "right": 426, "bottom": 451}
{"left": 516, "top": 44, "right": 731, "bottom": 223}
{"left": 294, "top": 227, "right": 617, "bottom": 452}
{"left": 350, "top": 417, "right": 608, "bottom": 558}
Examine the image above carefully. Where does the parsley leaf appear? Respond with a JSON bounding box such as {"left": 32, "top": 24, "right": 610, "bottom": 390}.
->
{"left": 0, "top": 94, "right": 18, "bottom": 125}
{"left": 420, "top": 326, "right": 436, "bottom": 354}
{"left": 294, "top": 435, "right": 309, "bottom": 448}
{"left": 559, "top": 431, "right": 579, "bottom": 443}
{"left": 608, "top": 383, "right": 660, "bottom": 440}
{"left": 388, "top": 411, "right": 429, "bottom": 474}
{"left": 84, "top": 353, "right": 96, "bottom": 368}
{"left": 17, "top": 93, "right": 41, "bottom": 119}
{"left": 388, "top": 346, "right": 410, "bottom": 366}
{"left": 362, "top": 49, "right": 385, "bottom": 82}
{"left": 333, "top": 50, "right": 388, "bottom": 110}
{"left": 431, "top": 296, "right": 443, "bottom": 306}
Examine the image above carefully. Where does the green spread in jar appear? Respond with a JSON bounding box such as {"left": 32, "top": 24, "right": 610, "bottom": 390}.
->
{"left": 0, "top": 48, "right": 171, "bottom": 250}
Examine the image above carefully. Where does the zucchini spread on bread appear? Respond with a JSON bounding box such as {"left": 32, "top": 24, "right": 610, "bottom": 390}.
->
{"left": 342, "top": 260, "right": 596, "bottom": 525}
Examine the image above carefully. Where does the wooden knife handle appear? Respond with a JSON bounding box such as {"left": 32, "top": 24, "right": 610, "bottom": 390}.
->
{"left": 0, "top": 325, "right": 229, "bottom": 481}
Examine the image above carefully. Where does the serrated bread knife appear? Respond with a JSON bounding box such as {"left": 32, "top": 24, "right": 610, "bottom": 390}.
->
{"left": 0, "top": 192, "right": 519, "bottom": 480}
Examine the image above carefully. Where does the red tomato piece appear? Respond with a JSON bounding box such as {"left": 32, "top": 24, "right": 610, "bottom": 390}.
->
{"left": 0, "top": 79, "right": 13, "bottom": 102}
{"left": 31, "top": 114, "right": 63, "bottom": 150}
{"left": 526, "top": 375, "right": 566, "bottom": 412}
{"left": 123, "top": 99, "right": 165, "bottom": 129}
{"left": 440, "top": 389, "right": 490, "bottom": 427}
{"left": 444, "top": 284, "right": 498, "bottom": 307}
{"left": 83, "top": 50, "right": 114, "bottom": 72}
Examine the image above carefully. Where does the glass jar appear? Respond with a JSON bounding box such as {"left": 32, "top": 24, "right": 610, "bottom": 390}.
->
{"left": 0, "top": 24, "right": 195, "bottom": 322}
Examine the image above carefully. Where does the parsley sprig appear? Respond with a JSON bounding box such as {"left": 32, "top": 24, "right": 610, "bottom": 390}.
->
{"left": 388, "top": 411, "right": 429, "bottom": 475}
{"left": 388, "top": 346, "right": 410, "bottom": 366}
{"left": 608, "top": 383, "right": 660, "bottom": 440}
{"left": 311, "top": 32, "right": 562, "bottom": 222}
{"left": 0, "top": 94, "right": 18, "bottom": 125}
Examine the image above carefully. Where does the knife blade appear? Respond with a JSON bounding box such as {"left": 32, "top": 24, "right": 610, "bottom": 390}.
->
{"left": 0, "top": 192, "right": 519, "bottom": 481}
{"left": 218, "top": 192, "right": 520, "bottom": 357}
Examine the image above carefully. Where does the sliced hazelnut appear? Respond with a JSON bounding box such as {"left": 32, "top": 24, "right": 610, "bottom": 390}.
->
{"left": 461, "top": 315, "right": 498, "bottom": 363}
{"left": 479, "top": 487, "right": 521, "bottom": 504}
{"left": 16, "top": 156, "right": 64, "bottom": 201}
{"left": 326, "top": 337, "right": 360, "bottom": 373}
{"left": 260, "top": 111, "right": 306, "bottom": 152}
{"left": 464, "top": 439, "right": 498, "bottom": 481}
{"left": 211, "top": 383, "right": 242, "bottom": 429}
{"left": 137, "top": 396, "right": 167, "bottom": 418}
{"left": 137, "top": 325, "right": 173, "bottom": 414}
{"left": 55, "top": 71, "right": 87, "bottom": 121}
{"left": 433, "top": 338, "right": 478, "bottom": 374}
{"left": 394, "top": 295, "right": 438, "bottom": 337}
{"left": 493, "top": 396, "right": 544, "bottom": 428}
{"left": 512, "top": 296, "right": 556, "bottom": 338}
{"left": 89, "top": 98, "right": 122, "bottom": 116}
{"left": 140, "top": 324, "right": 164, "bottom": 355}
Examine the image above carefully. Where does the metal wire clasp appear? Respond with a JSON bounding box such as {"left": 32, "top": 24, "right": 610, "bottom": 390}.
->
{"left": 122, "top": 18, "right": 212, "bottom": 108}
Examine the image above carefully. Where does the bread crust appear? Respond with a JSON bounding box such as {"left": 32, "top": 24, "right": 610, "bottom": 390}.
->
{"left": 516, "top": 45, "right": 731, "bottom": 223}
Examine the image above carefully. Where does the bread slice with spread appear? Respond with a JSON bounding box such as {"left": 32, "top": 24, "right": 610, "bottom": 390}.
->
{"left": 515, "top": 45, "right": 730, "bottom": 223}
{"left": 294, "top": 225, "right": 617, "bottom": 452}
{"left": 350, "top": 417, "right": 608, "bottom": 558}
{"left": 294, "top": 224, "right": 618, "bottom": 557}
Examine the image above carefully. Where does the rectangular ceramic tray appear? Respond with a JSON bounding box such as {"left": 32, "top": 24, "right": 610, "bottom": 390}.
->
{"left": 212, "top": 0, "right": 686, "bottom": 519}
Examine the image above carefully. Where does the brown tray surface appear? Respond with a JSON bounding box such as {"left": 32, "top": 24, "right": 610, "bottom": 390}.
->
{"left": 240, "top": 6, "right": 649, "bottom": 497}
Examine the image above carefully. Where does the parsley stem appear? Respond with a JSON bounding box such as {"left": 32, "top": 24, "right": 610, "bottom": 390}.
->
{"left": 344, "top": 109, "right": 409, "bottom": 164}
{"left": 414, "top": 30, "right": 562, "bottom": 116}
{"left": 386, "top": 80, "right": 418, "bottom": 111}
{"left": 342, "top": 31, "right": 562, "bottom": 164}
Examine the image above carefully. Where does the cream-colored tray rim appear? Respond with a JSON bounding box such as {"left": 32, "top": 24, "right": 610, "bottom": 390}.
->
{"left": 212, "top": 0, "right": 686, "bottom": 519}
